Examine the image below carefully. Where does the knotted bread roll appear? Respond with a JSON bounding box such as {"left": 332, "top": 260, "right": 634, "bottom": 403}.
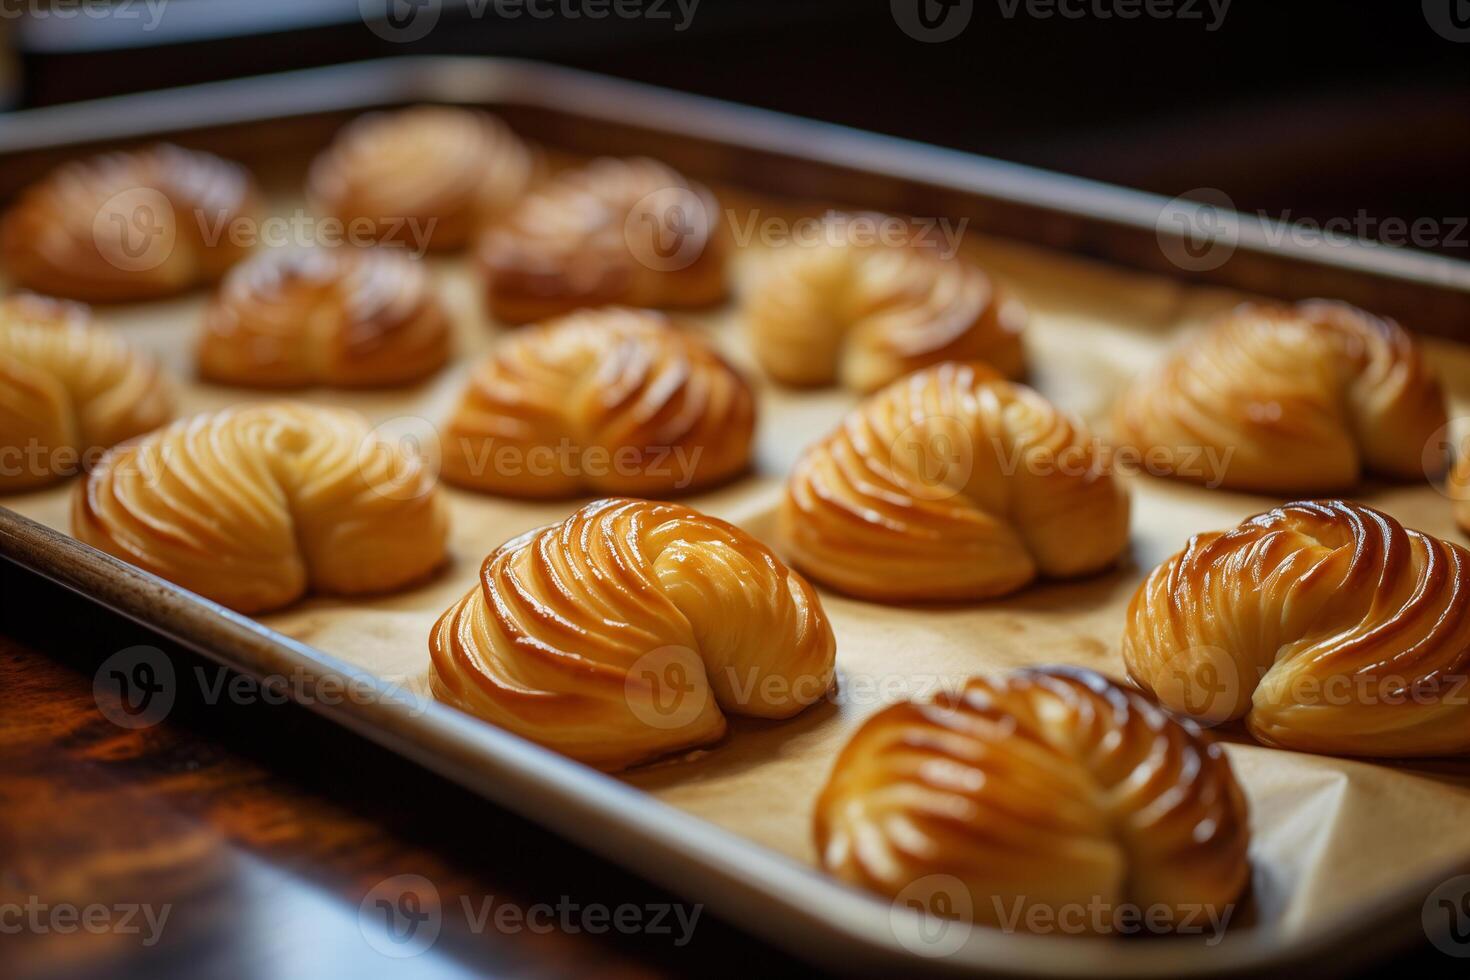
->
{"left": 441, "top": 307, "right": 753, "bottom": 497}
{"left": 198, "top": 245, "right": 451, "bottom": 388}
{"left": 815, "top": 666, "right": 1250, "bottom": 933}
{"left": 0, "top": 295, "right": 172, "bottom": 493}
{"left": 478, "top": 157, "right": 726, "bottom": 324}
{"left": 75, "top": 402, "right": 447, "bottom": 614}
{"left": 429, "top": 497, "right": 836, "bottom": 771}
{"left": 307, "top": 106, "right": 536, "bottom": 251}
{"left": 746, "top": 215, "right": 1025, "bottom": 392}
{"left": 2, "top": 143, "right": 257, "bottom": 302}
{"left": 1124, "top": 500, "right": 1470, "bottom": 757}
{"left": 1113, "top": 301, "right": 1447, "bottom": 493}
{"left": 781, "top": 361, "right": 1129, "bottom": 601}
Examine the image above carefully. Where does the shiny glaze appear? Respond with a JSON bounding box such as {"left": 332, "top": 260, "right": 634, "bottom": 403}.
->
{"left": 1125, "top": 500, "right": 1470, "bottom": 756}
{"left": 746, "top": 214, "right": 1026, "bottom": 392}
{"left": 0, "top": 295, "right": 172, "bottom": 492}
{"left": 429, "top": 497, "right": 835, "bottom": 771}
{"left": 74, "top": 402, "right": 447, "bottom": 614}
{"left": 781, "top": 361, "right": 1129, "bottom": 601}
{"left": 440, "top": 307, "right": 754, "bottom": 497}
{"left": 1113, "top": 301, "right": 1447, "bottom": 492}
{"left": 198, "top": 245, "right": 451, "bottom": 387}
{"left": 814, "top": 666, "right": 1251, "bottom": 932}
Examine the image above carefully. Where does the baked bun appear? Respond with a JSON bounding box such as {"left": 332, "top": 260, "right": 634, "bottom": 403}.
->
{"left": 429, "top": 497, "right": 835, "bottom": 770}
{"left": 815, "top": 666, "right": 1250, "bottom": 932}
{"left": 308, "top": 106, "right": 535, "bottom": 252}
{"left": 1113, "top": 301, "right": 1447, "bottom": 493}
{"left": 2, "top": 144, "right": 257, "bottom": 302}
{"left": 441, "top": 307, "right": 753, "bottom": 497}
{"left": 0, "top": 295, "right": 172, "bottom": 492}
{"left": 781, "top": 361, "right": 1129, "bottom": 601}
{"left": 74, "top": 402, "right": 447, "bottom": 614}
{"left": 198, "top": 245, "right": 451, "bottom": 388}
{"left": 1124, "top": 500, "right": 1470, "bottom": 757}
{"left": 746, "top": 215, "right": 1025, "bottom": 392}
{"left": 478, "top": 157, "right": 726, "bottom": 324}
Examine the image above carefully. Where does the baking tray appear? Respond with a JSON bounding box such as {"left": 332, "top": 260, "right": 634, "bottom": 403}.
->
{"left": 3, "top": 57, "right": 1470, "bottom": 978}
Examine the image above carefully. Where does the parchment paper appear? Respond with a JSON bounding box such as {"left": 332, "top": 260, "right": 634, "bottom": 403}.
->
{"left": 8, "top": 192, "right": 1470, "bottom": 945}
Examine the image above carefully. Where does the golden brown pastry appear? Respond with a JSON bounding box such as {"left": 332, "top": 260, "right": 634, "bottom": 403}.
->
{"left": 441, "top": 307, "right": 753, "bottom": 497}
{"left": 478, "top": 157, "right": 726, "bottom": 324}
{"left": 815, "top": 666, "right": 1250, "bottom": 933}
{"left": 2, "top": 144, "right": 257, "bottom": 302}
{"left": 746, "top": 215, "right": 1025, "bottom": 392}
{"left": 74, "top": 402, "right": 447, "bottom": 614}
{"left": 1113, "top": 301, "right": 1447, "bottom": 493}
{"left": 0, "top": 295, "right": 172, "bottom": 493}
{"left": 429, "top": 498, "right": 835, "bottom": 770}
{"left": 1124, "top": 500, "right": 1470, "bottom": 757}
{"left": 781, "top": 361, "right": 1129, "bottom": 601}
{"left": 198, "top": 245, "right": 451, "bottom": 388}
{"left": 1448, "top": 454, "right": 1470, "bottom": 534}
{"left": 307, "top": 106, "right": 536, "bottom": 252}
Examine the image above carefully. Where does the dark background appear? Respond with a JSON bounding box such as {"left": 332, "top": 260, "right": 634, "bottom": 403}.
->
{"left": 6, "top": 0, "right": 1470, "bottom": 257}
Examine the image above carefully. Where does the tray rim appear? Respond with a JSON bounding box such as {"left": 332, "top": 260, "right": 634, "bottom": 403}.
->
{"left": 0, "top": 55, "right": 1465, "bottom": 977}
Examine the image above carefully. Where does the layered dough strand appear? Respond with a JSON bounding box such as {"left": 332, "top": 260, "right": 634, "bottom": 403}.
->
{"left": 430, "top": 498, "right": 836, "bottom": 771}
{"left": 1113, "top": 301, "right": 1447, "bottom": 492}
{"left": 815, "top": 667, "right": 1250, "bottom": 932}
{"left": 0, "top": 295, "right": 172, "bottom": 492}
{"left": 199, "top": 245, "right": 451, "bottom": 387}
{"left": 746, "top": 216, "right": 1026, "bottom": 392}
{"left": 75, "top": 402, "right": 447, "bottom": 613}
{"left": 441, "top": 308, "right": 754, "bottom": 497}
{"left": 781, "top": 361, "right": 1129, "bottom": 601}
{"left": 1124, "top": 500, "right": 1470, "bottom": 757}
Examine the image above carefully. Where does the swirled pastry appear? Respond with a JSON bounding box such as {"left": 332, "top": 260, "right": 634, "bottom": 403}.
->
{"left": 307, "top": 106, "right": 536, "bottom": 251}
{"left": 746, "top": 216, "right": 1026, "bottom": 392}
{"left": 429, "top": 497, "right": 835, "bottom": 771}
{"left": 74, "top": 403, "right": 447, "bottom": 614}
{"left": 2, "top": 144, "right": 257, "bottom": 302}
{"left": 781, "top": 362, "right": 1129, "bottom": 601}
{"left": 198, "top": 246, "right": 451, "bottom": 388}
{"left": 1124, "top": 500, "right": 1470, "bottom": 757}
{"left": 0, "top": 295, "right": 172, "bottom": 493}
{"left": 441, "top": 308, "right": 753, "bottom": 497}
{"left": 1113, "top": 301, "right": 1447, "bottom": 493}
{"left": 815, "top": 666, "right": 1250, "bottom": 932}
{"left": 478, "top": 157, "right": 726, "bottom": 324}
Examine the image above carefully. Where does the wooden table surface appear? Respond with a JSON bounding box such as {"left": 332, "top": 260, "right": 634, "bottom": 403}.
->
{"left": 0, "top": 556, "right": 1462, "bottom": 980}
